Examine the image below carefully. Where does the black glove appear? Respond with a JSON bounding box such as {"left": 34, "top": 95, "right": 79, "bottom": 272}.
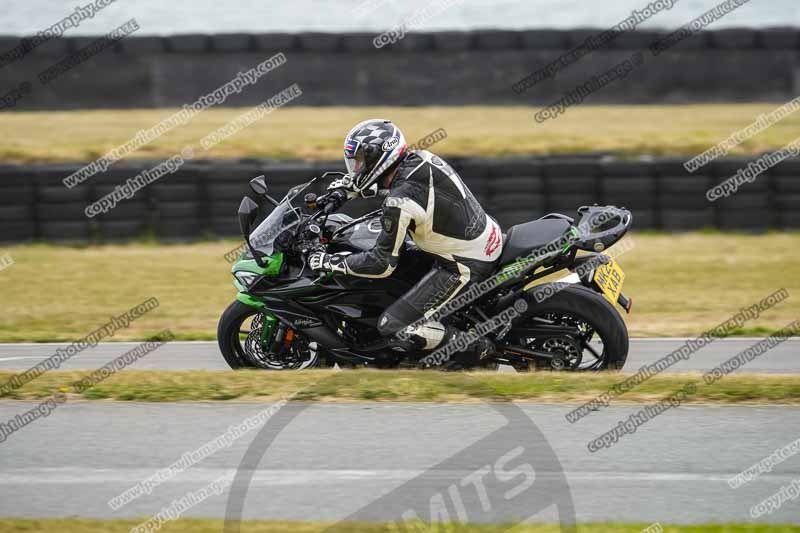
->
{"left": 319, "top": 188, "right": 349, "bottom": 213}
{"left": 308, "top": 251, "right": 350, "bottom": 274}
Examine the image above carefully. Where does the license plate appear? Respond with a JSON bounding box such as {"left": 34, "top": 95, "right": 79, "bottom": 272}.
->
{"left": 593, "top": 258, "right": 625, "bottom": 305}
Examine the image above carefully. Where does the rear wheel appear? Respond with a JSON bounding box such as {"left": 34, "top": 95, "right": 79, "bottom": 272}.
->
{"left": 508, "top": 284, "right": 628, "bottom": 371}
{"left": 217, "top": 300, "right": 325, "bottom": 370}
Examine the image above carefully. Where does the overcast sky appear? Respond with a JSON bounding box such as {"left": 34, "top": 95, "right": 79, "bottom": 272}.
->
{"left": 0, "top": 0, "right": 795, "bottom": 35}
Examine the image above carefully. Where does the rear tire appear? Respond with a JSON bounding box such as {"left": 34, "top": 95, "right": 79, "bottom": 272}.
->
{"left": 512, "top": 283, "right": 629, "bottom": 371}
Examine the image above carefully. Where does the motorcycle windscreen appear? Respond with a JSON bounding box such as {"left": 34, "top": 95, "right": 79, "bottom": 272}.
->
{"left": 249, "top": 181, "right": 312, "bottom": 256}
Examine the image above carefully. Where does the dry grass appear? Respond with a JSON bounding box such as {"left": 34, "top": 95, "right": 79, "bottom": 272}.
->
{"left": 1, "top": 105, "right": 799, "bottom": 163}
{"left": 1, "top": 369, "right": 799, "bottom": 404}
{"left": 0, "top": 233, "right": 797, "bottom": 342}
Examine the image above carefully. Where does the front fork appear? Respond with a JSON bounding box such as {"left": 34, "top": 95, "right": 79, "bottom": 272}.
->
{"left": 261, "top": 312, "right": 278, "bottom": 349}
{"left": 237, "top": 293, "right": 282, "bottom": 352}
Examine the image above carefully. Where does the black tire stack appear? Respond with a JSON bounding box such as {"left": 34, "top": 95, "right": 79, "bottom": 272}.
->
{"left": 0, "top": 156, "right": 797, "bottom": 244}
{"left": 33, "top": 165, "right": 91, "bottom": 242}
{"left": 543, "top": 160, "right": 597, "bottom": 222}
{"left": 600, "top": 159, "right": 657, "bottom": 229}
{"left": 713, "top": 158, "right": 772, "bottom": 231}
{"left": 151, "top": 162, "right": 209, "bottom": 241}
{"left": 773, "top": 159, "right": 800, "bottom": 229}
{"left": 655, "top": 157, "right": 714, "bottom": 231}
{"left": 91, "top": 165, "right": 151, "bottom": 241}
{"left": 0, "top": 165, "right": 35, "bottom": 243}
{"left": 486, "top": 158, "right": 546, "bottom": 230}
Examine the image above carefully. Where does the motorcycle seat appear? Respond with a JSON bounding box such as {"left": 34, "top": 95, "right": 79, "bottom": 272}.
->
{"left": 498, "top": 218, "right": 572, "bottom": 265}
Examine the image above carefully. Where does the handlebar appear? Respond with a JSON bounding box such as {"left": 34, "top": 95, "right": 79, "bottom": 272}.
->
{"left": 323, "top": 198, "right": 339, "bottom": 214}
{"left": 318, "top": 188, "right": 348, "bottom": 214}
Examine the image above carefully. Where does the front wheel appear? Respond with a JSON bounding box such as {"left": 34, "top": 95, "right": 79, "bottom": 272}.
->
{"left": 504, "top": 284, "right": 629, "bottom": 371}
{"left": 217, "top": 300, "right": 325, "bottom": 370}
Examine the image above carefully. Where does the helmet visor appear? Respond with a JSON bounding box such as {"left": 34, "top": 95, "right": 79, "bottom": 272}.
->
{"left": 344, "top": 139, "right": 366, "bottom": 177}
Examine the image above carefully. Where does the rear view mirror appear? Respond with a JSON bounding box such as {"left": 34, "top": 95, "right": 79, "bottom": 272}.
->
{"left": 238, "top": 196, "right": 265, "bottom": 267}
{"left": 249, "top": 175, "right": 280, "bottom": 207}
{"left": 238, "top": 196, "right": 259, "bottom": 238}
{"left": 249, "top": 175, "right": 268, "bottom": 195}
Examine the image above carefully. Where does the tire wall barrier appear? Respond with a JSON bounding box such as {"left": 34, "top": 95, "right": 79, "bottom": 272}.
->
{"left": 0, "top": 156, "right": 797, "bottom": 243}
{"left": 0, "top": 28, "right": 799, "bottom": 109}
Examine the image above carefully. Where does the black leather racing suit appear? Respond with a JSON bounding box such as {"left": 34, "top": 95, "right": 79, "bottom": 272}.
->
{"left": 337, "top": 149, "right": 503, "bottom": 350}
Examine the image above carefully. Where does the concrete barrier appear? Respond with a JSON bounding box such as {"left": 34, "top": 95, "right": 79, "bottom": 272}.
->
{"left": 0, "top": 28, "right": 798, "bottom": 110}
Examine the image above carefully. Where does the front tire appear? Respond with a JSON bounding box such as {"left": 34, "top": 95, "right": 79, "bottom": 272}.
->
{"left": 218, "top": 301, "right": 253, "bottom": 369}
{"left": 217, "top": 300, "right": 324, "bottom": 370}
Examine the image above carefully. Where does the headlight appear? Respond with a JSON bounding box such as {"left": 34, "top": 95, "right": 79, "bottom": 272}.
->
{"left": 234, "top": 271, "right": 260, "bottom": 288}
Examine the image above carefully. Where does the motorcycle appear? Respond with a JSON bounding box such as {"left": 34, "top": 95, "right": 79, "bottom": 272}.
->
{"left": 218, "top": 173, "right": 634, "bottom": 372}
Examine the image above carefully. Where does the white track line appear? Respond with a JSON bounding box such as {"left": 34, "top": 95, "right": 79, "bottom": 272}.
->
{"left": 2, "top": 467, "right": 797, "bottom": 485}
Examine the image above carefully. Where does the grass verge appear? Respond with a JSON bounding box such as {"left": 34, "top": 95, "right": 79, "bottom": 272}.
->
{"left": 0, "top": 233, "right": 798, "bottom": 341}
{"left": 1, "top": 370, "right": 798, "bottom": 404}
{"left": 0, "top": 519, "right": 798, "bottom": 533}
{"left": 1, "top": 104, "right": 799, "bottom": 163}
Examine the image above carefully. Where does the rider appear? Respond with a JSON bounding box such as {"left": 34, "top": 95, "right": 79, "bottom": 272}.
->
{"left": 308, "top": 119, "right": 503, "bottom": 367}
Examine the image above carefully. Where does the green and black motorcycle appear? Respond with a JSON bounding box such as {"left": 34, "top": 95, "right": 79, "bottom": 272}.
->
{"left": 218, "top": 174, "right": 634, "bottom": 372}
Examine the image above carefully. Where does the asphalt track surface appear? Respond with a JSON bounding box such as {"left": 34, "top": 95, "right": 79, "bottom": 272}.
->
{"left": 0, "top": 338, "right": 798, "bottom": 373}
{"left": 0, "top": 402, "right": 798, "bottom": 525}
{"left": 1, "top": 340, "right": 798, "bottom": 525}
